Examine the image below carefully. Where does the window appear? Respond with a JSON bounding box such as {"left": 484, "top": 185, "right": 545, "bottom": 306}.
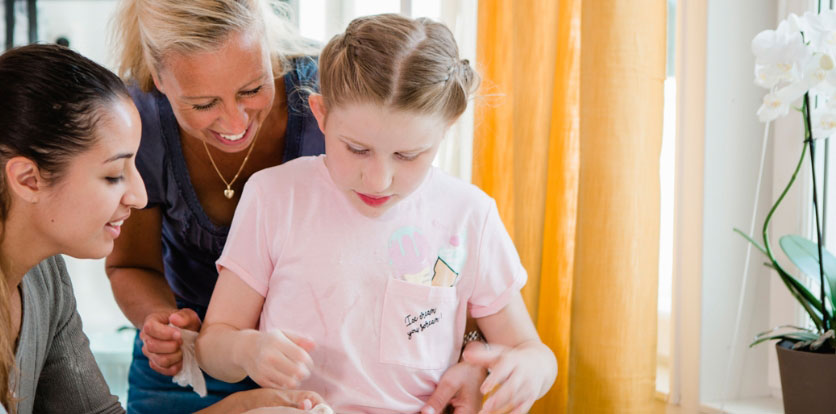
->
{"left": 656, "top": 0, "right": 677, "bottom": 397}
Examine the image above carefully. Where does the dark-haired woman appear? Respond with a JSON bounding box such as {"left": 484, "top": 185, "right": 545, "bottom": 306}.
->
{"left": 0, "top": 43, "right": 145, "bottom": 414}
{"left": 0, "top": 44, "right": 323, "bottom": 414}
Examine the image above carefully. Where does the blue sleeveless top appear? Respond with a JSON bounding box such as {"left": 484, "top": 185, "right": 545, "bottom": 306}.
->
{"left": 130, "top": 57, "right": 324, "bottom": 315}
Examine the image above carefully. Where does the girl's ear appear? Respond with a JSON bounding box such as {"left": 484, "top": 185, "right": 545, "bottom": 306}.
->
{"left": 308, "top": 94, "right": 327, "bottom": 133}
{"left": 5, "top": 156, "right": 45, "bottom": 203}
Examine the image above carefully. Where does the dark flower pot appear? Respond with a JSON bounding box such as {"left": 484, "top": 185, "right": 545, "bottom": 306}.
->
{"left": 776, "top": 340, "right": 836, "bottom": 413}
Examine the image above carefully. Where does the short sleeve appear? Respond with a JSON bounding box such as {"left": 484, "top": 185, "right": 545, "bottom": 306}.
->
{"left": 216, "top": 180, "right": 276, "bottom": 297}
{"left": 468, "top": 200, "right": 528, "bottom": 318}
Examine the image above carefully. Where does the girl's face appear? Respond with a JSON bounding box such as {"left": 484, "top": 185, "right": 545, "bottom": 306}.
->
{"left": 154, "top": 29, "right": 276, "bottom": 153}
{"left": 310, "top": 97, "right": 449, "bottom": 218}
{"left": 33, "top": 97, "right": 147, "bottom": 259}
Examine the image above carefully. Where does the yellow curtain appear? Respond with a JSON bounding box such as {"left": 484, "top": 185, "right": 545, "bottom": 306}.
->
{"left": 474, "top": 0, "right": 578, "bottom": 412}
{"left": 474, "top": 1, "right": 666, "bottom": 413}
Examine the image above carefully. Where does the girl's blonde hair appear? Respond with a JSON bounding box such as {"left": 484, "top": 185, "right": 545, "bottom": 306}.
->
{"left": 319, "top": 13, "right": 479, "bottom": 122}
{"left": 113, "top": 0, "right": 318, "bottom": 92}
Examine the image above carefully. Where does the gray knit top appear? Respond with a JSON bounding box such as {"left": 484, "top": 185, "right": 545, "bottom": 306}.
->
{"left": 12, "top": 256, "right": 123, "bottom": 414}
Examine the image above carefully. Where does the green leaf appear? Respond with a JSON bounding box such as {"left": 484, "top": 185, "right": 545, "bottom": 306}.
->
{"left": 779, "top": 235, "right": 836, "bottom": 317}
{"left": 772, "top": 265, "right": 825, "bottom": 330}
{"left": 750, "top": 330, "right": 820, "bottom": 347}
{"left": 754, "top": 324, "right": 813, "bottom": 338}
{"left": 734, "top": 228, "right": 767, "bottom": 255}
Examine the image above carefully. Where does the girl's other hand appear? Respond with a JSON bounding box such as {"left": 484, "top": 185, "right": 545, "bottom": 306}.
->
{"left": 463, "top": 342, "right": 553, "bottom": 414}
{"left": 140, "top": 308, "right": 201, "bottom": 376}
{"left": 239, "top": 329, "right": 316, "bottom": 389}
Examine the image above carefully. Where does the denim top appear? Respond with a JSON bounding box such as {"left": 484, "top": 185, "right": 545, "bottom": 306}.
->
{"left": 130, "top": 57, "right": 324, "bottom": 315}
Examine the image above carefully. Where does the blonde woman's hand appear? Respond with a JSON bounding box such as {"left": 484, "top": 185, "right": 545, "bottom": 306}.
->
{"left": 140, "top": 308, "right": 201, "bottom": 376}
{"left": 238, "top": 329, "right": 316, "bottom": 389}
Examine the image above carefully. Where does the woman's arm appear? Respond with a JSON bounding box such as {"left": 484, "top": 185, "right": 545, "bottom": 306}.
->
{"left": 105, "top": 207, "right": 201, "bottom": 376}
{"left": 195, "top": 389, "right": 325, "bottom": 414}
{"left": 471, "top": 291, "right": 557, "bottom": 413}
{"left": 196, "top": 268, "right": 314, "bottom": 388}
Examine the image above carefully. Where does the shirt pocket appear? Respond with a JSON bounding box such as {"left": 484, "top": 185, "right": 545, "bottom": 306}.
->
{"left": 379, "top": 277, "right": 459, "bottom": 370}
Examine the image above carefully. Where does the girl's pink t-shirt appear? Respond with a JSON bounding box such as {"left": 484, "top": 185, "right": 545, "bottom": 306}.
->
{"left": 218, "top": 155, "right": 526, "bottom": 413}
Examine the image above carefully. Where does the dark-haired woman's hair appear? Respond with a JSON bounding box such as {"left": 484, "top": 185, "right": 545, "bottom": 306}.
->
{"left": 0, "top": 43, "right": 129, "bottom": 413}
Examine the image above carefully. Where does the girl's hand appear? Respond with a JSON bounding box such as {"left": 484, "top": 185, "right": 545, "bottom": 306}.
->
{"left": 140, "top": 308, "right": 201, "bottom": 376}
{"left": 463, "top": 341, "right": 555, "bottom": 414}
{"left": 421, "top": 340, "right": 488, "bottom": 414}
{"left": 238, "top": 329, "right": 316, "bottom": 389}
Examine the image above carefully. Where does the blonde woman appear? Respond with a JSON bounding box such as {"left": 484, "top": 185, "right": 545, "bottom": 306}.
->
{"left": 107, "top": 1, "right": 485, "bottom": 412}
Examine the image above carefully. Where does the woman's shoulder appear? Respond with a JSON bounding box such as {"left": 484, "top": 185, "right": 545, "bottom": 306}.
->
{"left": 24, "top": 256, "right": 72, "bottom": 303}
{"left": 127, "top": 84, "right": 171, "bottom": 197}
{"left": 128, "top": 84, "right": 169, "bottom": 152}
{"left": 21, "top": 256, "right": 75, "bottom": 335}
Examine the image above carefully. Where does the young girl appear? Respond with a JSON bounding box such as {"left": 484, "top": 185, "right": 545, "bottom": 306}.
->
{"left": 197, "top": 14, "right": 557, "bottom": 414}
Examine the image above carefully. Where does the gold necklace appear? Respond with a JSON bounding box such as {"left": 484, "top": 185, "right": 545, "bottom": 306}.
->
{"left": 202, "top": 131, "right": 260, "bottom": 199}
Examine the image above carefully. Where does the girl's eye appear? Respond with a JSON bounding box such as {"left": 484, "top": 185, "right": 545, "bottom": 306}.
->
{"left": 192, "top": 100, "right": 217, "bottom": 111}
{"left": 395, "top": 152, "right": 419, "bottom": 161}
{"left": 241, "top": 85, "right": 263, "bottom": 96}
{"left": 105, "top": 176, "right": 124, "bottom": 184}
{"left": 347, "top": 145, "right": 369, "bottom": 155}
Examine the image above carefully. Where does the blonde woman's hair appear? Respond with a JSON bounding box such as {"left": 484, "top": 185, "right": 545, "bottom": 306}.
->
{"left": 318, "top": 13, "right": 479, "bottom": 122}
{"left": 112, "top": 0, "right": 318, "bottom": 92}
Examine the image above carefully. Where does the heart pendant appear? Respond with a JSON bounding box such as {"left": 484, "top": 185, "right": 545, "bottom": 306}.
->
{"left": 224, "top": 188, "right": 234, "bottom": 199}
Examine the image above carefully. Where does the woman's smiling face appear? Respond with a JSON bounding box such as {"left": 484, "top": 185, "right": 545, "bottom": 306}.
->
{"left": 32, "top": 97, "right": 147, "bottom": 259}
{"left": 154, "top": 29, "right": 276, "bottom": 153}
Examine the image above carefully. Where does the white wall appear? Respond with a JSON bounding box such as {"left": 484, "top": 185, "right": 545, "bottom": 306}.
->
{"left": 701, "top": 0, "right": 778, "bottom": 404}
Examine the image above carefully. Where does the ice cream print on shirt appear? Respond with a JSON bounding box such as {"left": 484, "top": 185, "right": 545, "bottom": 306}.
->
{"left": 387, "top": 226, "right": 466, "bottom": 287}
{"left": 381, "top": 227, "right": 464, "bottom": 367}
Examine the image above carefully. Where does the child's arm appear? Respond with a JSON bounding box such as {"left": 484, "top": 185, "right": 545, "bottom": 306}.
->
{"left": 196, "top": 268, "right": 315, "bottom": 389}
{"left": 470, "top": 291, "right": 557, "bottom": 414}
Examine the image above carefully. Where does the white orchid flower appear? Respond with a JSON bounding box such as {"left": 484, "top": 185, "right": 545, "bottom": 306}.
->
{"left": 755, "top": 62, "right": 800, "bottom": 88}
{"left": 803, "top": 10, "right": 836, "bottom": 55}
{"left": 757, "top": 83, "right": 808, "bottom": 122}
{"left": 758, "top": 92, "right": 791, "bottom": 122}
{"left": 803, "top": 53, "right": 836, "bottom": 93}
{"left": 811, "top": 108, "right": 836, "bottom": 139}
{"left": 752, "top": 19, "right": 810, "bottom": 88}
{"left": 787, "top": 13, "right": 810, "bottom": 33}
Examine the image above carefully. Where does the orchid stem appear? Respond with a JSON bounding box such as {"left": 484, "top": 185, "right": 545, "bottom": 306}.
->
{"left": 803, "top": 93, "right": 829, "bottom": 331}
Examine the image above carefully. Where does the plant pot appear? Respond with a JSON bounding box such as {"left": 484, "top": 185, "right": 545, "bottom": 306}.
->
{"left": 775, "top": 340, "right": 836, "bottom": 413}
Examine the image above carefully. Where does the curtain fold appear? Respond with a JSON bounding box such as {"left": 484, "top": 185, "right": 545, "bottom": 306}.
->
{"left": 474, "top": 1, "right": 666, "bottom": 412}
{"left": 567, "top": 2, "right": 665, "bottom": 413}
{"left": 474, "top": 0, "right": 577, "bottom": 412}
